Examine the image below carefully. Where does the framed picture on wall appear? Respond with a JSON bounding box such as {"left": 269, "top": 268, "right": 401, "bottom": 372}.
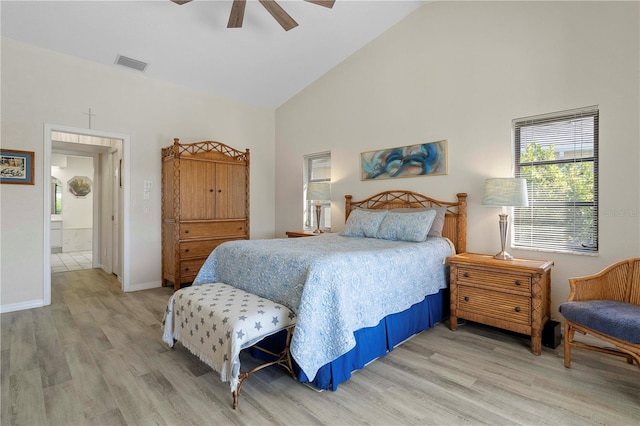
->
{"left": 0, "top": 149, "right": 35, "bottom": 185}
{"left": 361, "top": 140, "right": 448, "bottom": 181}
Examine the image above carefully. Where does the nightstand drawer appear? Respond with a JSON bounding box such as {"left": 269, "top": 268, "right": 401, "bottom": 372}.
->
{"left": 458, "top": 286, "right": 531, "bottom": 325}
{"left": 457, "top": 267, "right": 531, "bottom": 292}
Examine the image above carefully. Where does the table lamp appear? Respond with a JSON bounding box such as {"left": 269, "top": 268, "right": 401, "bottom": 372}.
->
{"left": 482, "top": 178, "right": 529, "bottom": 260}
{"left": 307, "top": 182, "right": 331, "bottom": 233}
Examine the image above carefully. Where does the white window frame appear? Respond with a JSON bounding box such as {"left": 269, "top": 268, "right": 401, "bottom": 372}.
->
{"left": 512, "top": 106, "right": 599, "bottom": 255}
{"left": 303, "top": 151, "right": 331, "bottom": 231}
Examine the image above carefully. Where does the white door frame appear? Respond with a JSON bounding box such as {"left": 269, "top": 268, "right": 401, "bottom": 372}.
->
{"left": 43, "top": 124, "right": 131, "bottom": 304}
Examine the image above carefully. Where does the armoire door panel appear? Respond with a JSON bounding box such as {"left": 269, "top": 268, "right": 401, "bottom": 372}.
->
{"left": 215, "top": 163, "right": 246, "bottom": 219}
{"left": 180, "top": 159, "right": 216, "bottom": 220}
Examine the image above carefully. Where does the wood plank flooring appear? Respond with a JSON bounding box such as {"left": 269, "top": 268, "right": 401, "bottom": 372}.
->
{"left": 2, "top": 268, "right": 639, "bottom": 425}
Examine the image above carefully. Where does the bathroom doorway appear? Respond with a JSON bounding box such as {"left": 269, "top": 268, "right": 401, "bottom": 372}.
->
{"left": 43, "top": 124, "right": 130, "bottom": 305}
{"left": 50, "top": 150, "right": 96, "bottom": 272}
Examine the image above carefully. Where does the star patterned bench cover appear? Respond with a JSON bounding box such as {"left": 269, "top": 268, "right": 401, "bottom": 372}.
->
{"left": 163, "top": 283, "right": 297, "bottom": 392}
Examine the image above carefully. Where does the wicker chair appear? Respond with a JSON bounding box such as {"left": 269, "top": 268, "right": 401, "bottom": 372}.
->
{"left": 559, "top": 258, "right": 640, "bottom": 369}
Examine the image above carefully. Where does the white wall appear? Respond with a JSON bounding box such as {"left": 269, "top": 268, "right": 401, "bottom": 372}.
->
{"left": 275, "top": 1, "right": 640, "bottom": 318}
{"left": 1, "top": 38, "right": 276, "bottom": 310}
{"left": 3, "top": 2, "right": 639, "bottom": 316}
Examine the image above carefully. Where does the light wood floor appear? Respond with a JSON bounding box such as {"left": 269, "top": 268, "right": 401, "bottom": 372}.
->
{"left": 2, "top": 269, "right": 638, "bottom": 425}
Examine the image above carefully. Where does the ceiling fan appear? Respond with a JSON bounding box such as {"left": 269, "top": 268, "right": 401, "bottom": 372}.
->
{"left": 171, "top": 0, "right": 335, "bottom": 31}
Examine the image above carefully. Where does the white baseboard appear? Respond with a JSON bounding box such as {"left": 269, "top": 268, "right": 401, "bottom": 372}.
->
{"left": 0, "top": 299, "right": 46, "bottom": 313}
{"left": 127, "top": 281, "right": 162, "bottom": 292}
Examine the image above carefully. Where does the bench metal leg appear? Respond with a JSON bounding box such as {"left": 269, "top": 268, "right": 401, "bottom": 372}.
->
{"left": 231, "top": 327, "right": 296, "bottom": 409}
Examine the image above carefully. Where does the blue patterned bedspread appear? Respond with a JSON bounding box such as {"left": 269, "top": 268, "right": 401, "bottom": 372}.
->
{"left": 193, "top": 234, "right": 453, "bottom": 381}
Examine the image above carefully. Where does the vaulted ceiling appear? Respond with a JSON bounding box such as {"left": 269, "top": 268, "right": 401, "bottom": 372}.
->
{"left": 1, "top": 0, "right": 427, "bottom": 107}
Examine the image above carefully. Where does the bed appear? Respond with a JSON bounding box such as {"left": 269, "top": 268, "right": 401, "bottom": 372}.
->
{"left": 187, "top": 190, "right": 467, "bottom": 391}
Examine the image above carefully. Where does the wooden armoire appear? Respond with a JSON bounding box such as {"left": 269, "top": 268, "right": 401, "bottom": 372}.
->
{"left": 161, "top": 139, "right": 250, "bottom": 290}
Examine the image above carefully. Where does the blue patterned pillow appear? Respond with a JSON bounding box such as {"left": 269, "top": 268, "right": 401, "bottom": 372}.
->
{"left": 342, "top": 209, "right": 388, "bottom": 238}
{"left": 376, "top": 209, "right": 437, "bottom": 242}
{"left": 387, "top": 206, "right": 447, "bottom": 238}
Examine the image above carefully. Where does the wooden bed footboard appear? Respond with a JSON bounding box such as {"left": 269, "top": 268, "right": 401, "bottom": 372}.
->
{"left": 345, "top": 190, "right": 467, "bottom": 254}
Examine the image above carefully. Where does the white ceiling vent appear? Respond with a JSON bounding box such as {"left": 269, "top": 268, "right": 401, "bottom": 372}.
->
{"left": 115, "top": 54, "right": 148, "bottom": 72}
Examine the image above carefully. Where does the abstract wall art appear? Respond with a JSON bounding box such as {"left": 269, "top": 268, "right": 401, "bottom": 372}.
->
{"left": 361, "top": 140, "right": 447, "bottom": 181}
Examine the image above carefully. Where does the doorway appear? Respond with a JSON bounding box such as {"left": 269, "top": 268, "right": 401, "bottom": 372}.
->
{"left": 43, "top": 124, "right": 131, "bottom": 305}
{"left": 50, "top": 150, "right": 96, "bottom": 272}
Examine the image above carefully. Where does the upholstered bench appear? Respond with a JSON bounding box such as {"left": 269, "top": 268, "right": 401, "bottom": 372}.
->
{"left": 559, "top": 258, "right": 640, "bottom": 369}
{"left": 162, "top": 282, "right": 297, "bottom": 408}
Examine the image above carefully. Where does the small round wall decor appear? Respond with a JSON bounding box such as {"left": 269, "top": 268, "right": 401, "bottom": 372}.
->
{"left": 68, "top": 176, "right": 92, "bottom": 198}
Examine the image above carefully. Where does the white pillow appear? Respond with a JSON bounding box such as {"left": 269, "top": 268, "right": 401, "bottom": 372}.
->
{"left": 376, "top": 209, "right": 437, "bottom": 242}
{"left": 342, "top": 209, "right": 388, "bottom": 238}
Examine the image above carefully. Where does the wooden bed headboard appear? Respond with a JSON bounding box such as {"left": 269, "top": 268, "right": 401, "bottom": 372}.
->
{"left": 345, "top": 190, "right": 468, "bottom": 253}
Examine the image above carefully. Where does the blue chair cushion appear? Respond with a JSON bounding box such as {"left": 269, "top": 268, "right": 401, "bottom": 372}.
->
{"left": 559, "top": 300, "right": 640, "bottom": 344}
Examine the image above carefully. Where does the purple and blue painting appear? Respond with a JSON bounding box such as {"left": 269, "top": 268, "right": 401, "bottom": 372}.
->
{"left": 360, "top": 140, "right": 447, "bottom": 181}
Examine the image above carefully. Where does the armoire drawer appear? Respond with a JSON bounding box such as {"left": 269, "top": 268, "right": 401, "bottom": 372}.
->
{"left": 179, "top": 258, "right": 207, "bottom": 280}
{"left": 458, "top": 286, "right": 531, "bottom": 325}
{"left": 179, "top": 238, "right": 238, "bottom": 259}
{"left": 457, "top": 266, "right": 531, "bottom": 292}
{"left": 180, "top": 221, "right": 247, "bottom": 240}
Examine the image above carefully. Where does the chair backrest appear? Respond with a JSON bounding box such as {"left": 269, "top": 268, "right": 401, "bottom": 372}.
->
{"left": 569, "top": 258, "right": 640, "bottom": 304}
{"left": 629, "top": 258, "right": 640, "bottom": 306}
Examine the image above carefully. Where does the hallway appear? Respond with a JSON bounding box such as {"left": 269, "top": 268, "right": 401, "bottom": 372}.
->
{"left": 51, "top": 251, "right": 92, "bottom": 273}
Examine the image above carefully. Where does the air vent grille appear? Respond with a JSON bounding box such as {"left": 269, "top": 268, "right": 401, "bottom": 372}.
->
{"left": 115, "top": 54, "right": 148, "bottom": 72}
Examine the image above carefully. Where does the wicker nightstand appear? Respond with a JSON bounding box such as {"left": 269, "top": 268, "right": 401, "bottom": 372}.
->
{"left": 448, "top": 253, "right": 554, "bottom": 355}
{"left": 285, "top": 230, "right": 321, "bottom": 238}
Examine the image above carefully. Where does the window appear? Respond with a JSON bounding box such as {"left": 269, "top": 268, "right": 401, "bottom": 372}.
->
{"left": 303, "top": 151, "right": 331, "bottom": 231}
{"left": 513, "top": 106, "right": 598, "bottom": 254}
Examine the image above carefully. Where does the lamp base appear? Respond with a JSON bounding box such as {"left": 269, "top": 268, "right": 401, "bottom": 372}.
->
{"left": 313, "top": 203, "right": 323, "bottom": 234}
{"left": 493, "top": 250, "right": 514, "bottom": 260}
{"left": 494, "top": 213, "right": 513, "bottom": 260}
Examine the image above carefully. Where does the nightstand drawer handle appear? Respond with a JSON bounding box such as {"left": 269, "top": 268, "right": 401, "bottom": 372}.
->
{"left": 514, "top": 307, "right": 521, "bottom": 312}
{"left": 185, "top": 249, "right": 190, "bottom": 253}
{"left": 184, "top": 229, "right": 189, "bottom": 234}
{"left": 463, "top": 272, "right": 470, "bottom": 278}
{"left": 515, "top": 280, "right": 521, "bottom": 286}
{"left": 464, "top": 296, "right": 470, "bottom": 302}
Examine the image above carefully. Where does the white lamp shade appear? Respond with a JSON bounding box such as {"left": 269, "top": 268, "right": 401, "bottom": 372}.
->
{"left": 482, "top": 178, "right": 529, "bottom": 207}
{"left": 307, "top": 182, "right": 331, "bottom": 201}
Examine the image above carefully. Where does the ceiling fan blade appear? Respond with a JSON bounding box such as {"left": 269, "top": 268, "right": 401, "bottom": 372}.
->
{"left": 170, "top": 0, "right": 192, "bottom": 5}
{"left": 227, "top": 0, "right": 246, "bottom": 28}
{"left": 259, "top": 0, "right": 298, "bottom": 31}
{"left": 304, "top": 0, "right": 335, "bottom": 8}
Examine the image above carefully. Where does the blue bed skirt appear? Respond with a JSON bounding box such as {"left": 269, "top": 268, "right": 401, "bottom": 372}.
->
{"left": 253, "top": 288, "right": 448, "bottom": 391}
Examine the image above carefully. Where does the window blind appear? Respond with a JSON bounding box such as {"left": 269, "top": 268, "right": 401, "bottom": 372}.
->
{"left": 513, "top": 106, "right": 598, "bottom": 254}
{"left": 303, "top": 151, "right": 331, "bottom": 230}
